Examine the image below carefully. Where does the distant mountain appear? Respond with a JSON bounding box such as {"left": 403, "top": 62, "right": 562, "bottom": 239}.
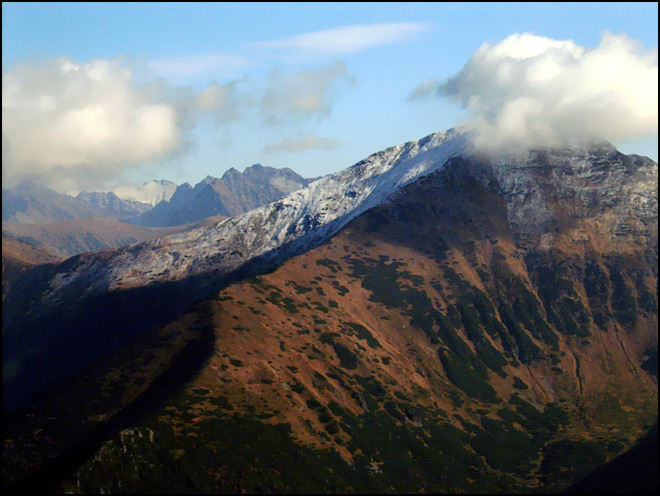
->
{"left": 1, "top": 180, "right": 229, "bottom": 257}
{"left": 2, "top": 181, "right": 150, "bottom": 224}
{"left": 1, "top": 166, "right": 311, "bottom": 261}
{"left": 2, "top": 214, "right": 227, "bottom": 259}
{"left": 112, "top": 180, "right": 178, "bottom": 207}
{"left": 2, "top": 181, "right": 99, "bottom": 224}
{"left": 75, "top": 191, "right": 151, "bottom": 219}
{"left": 129, "top": 164, "right": 315, "bottom": 227}
{"left": 2, "top": 166, "right": 313, "bottom": 228}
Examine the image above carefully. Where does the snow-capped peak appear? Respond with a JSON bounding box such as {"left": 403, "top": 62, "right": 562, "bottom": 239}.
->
{"left": 45, "top": 129, "right": 472, "bottom": 302}
{"left": 112, "top": 179, "right": 178, "bottom": 206}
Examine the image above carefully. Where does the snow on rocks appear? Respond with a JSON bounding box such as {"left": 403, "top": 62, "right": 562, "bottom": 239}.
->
{"left": 41, "top": 128, "right": 656, "bottom": 306}
{"left": 43, "top": 129, "right": 471, "bottom": 304}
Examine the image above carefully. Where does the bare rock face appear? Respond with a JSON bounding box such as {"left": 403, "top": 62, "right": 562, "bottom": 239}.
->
{"left": 476, "top": 144, "right": 658, "bottom": 249}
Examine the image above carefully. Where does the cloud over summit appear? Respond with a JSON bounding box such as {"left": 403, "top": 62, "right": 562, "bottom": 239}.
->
{"left": 412, "top": 32, "right": 658, "bottom": 151}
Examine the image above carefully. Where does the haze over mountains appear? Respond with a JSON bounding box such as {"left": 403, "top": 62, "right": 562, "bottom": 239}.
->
{"left": 2, "top": 129, "right": 657, "bottom": 493}
{"left": 2, "top": 164, "right": 316, "bottom": 257}
{"left": 2, "top": 180, "right": 149, "bottom": 225}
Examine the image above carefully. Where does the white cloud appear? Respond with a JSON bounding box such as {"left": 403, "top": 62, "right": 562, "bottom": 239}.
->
{"left": 2, "top": 57, "right": 246, "bottom": 192}
{"left": 196, "top": 80, "right": 246, "bottom": 126}
{"left": 2, "top": 58, "right": 180, "bottom": 187}
{"left": 263, "top": 134, "right": 342, "bottom": 153}
{"left": 258, "top": 22, "right": 430, "bottom": 56}
{"left": 413, "top": 32, "right": 658, "bottom": 151}
{"left": 148, "top": 53, "right": 253, "bottom": 83}
{"left": 260, "top": 61, "right": 354, "bottom": 125}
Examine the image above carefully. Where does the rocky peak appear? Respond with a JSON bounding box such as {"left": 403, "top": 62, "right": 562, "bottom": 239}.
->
{"left": 221, "top": 167, "right": 242, "bottom": 179}
{"left": 200, "top": 175, "right": 217, "bottom": 184}
{"left": 469, "top": 144, "right": 658, "bottom": 249}
{"left": 243, "top": 163, "right": 265, "bottom": 174}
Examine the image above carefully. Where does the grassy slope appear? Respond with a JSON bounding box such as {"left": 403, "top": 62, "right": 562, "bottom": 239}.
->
{"left": 2, "top": 233, "right": 64, "bottom": 298}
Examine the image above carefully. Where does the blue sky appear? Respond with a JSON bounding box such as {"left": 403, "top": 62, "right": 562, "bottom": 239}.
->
{"left": 2, "top": 2, "right": 658, "bottom": 193}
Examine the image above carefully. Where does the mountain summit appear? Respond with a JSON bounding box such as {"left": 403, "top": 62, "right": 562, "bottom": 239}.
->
{"left": 112, "top": 180, "right": 178, "bottom": 207}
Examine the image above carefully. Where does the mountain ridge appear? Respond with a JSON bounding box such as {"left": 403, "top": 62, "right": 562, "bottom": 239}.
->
{"left": 40, "top": 129, "right": 471, "bottom": 303}
{"left": 30, "top": 129, "right": 658, "bottom": 308}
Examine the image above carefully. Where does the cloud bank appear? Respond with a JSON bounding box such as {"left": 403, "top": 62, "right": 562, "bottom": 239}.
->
{"left": 2, "top": 57, "right": 244, "bottom": 192}
{"left": 412, "top": 32, "right": 658, "bottom": 152}
{"left": 2, "top": 55, "right": 355, "bottom": 192}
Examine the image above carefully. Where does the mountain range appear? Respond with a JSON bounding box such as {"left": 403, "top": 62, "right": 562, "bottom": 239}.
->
{"left": 127, "top": 164, "right": 315, "bottom": 227}
{"left": 2, "top": 180, "right": 151, "bottom": 225}
{"left": 1, "top": 129, "right": 657, "bottom": 493}
{"left": 2, "top": 165, "right": 315, "bottom": 257}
